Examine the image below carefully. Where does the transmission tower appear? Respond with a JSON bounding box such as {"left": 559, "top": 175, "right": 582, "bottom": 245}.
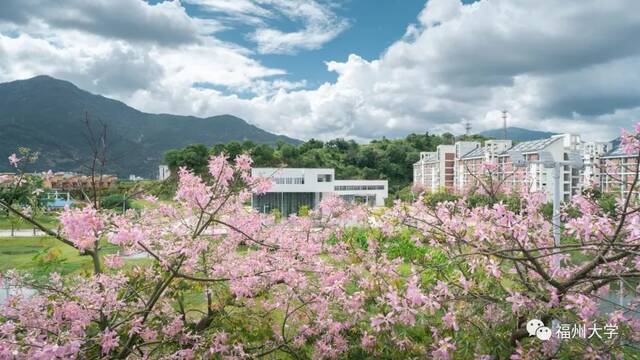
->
{"left": 501, "top": 110, "right": 508, "bottom": 140}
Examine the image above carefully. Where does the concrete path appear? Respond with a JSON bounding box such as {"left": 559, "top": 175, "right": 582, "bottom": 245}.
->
{"left": 0, "top": 229, "right": 47, "bottom": 237}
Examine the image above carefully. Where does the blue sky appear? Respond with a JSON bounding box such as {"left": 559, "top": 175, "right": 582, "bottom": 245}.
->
{"left": 170, "top": 0, "right": 478, "bottom": 89}
{"left": 1, "top": 0, "right": 639, "bottom": 141}
{"left": 213, "top": 0, "right": 428, "bottom": 88}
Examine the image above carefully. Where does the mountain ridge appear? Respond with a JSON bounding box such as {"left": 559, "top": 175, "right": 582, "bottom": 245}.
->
{"left": 0, "top": 75, "right": 300, "bottom": 178}
{"left": 479, "top": 127, "right": 558, "bottom": 142}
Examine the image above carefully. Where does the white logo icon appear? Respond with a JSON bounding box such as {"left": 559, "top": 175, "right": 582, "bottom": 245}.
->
{"left": 526, "top": 319, "right": 551, "bottom": 341}
{"left": 535, "top": 326, "right": 552, "bottom": 341}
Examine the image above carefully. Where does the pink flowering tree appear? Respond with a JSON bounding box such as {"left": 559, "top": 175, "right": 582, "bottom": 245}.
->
{"left": 460, "top": 159, "right": 525, "bottom": 204}
{"left": 0, "top": 148, "right": 46, "bottom": 235}
{"left": 1, "top": 125, "right": 640, "bottom": 358}
{"left": 0, "top": 153, "right": 376, "bottom": 358}
{"left": 371, "top": 128, "right": 640, "bottom": 358}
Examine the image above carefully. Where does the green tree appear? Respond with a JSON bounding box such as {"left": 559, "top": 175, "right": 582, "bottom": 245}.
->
{"left": 164, "top": 144, "right": 209, "bottom": 174}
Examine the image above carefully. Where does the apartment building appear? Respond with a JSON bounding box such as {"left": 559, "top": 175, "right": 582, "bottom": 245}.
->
{"left": 251, "top": 168, "right": 388, "bottom": 216}
{"left": 600, "top": 146, "right": 639, "bottom": 198}
{"left": 44, "top": 172, "right": 117, "bottom": 191}
{"left": 412, "top": 144, "right": 456, "bottom": 192}
{"left": 455, "top": 140, "right": 512, "bottom": 192}
{"left": 582, "top": 141, "right": 614, "bottom": 188}
{"left": 413, "top": 151, "right": 437, "bottom": 191}
{"left": 496, "top": 134, "right": 582, "bottom": 201}
{"left": 1, "top": 172, "right": 117, "bottom": 191}
{"left": 414, "top": 133, "right": 588, "bottom": 202}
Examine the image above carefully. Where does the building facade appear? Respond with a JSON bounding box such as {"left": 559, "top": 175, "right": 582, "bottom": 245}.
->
{"left": 158, "top": 165, "right": 171, "bottom": 181}
{"left": 413, "top": 134, "right": 592, "bottom": 202}
{"left": 600, "top": 147, "right": 639, "bottom": 198}
{"left": 412, "top": 145, "right": 457, "bottom": 192}
{"left": 582, "top": 141, "right": 613, "bottom": 188}
{"left": 496, "top": 134, "right": 583, "bottom": 201}
{"left": 44, "top": 172, "right": 117, "bottom": 191}
{"left": 413, "top": 151, "right": 437, "bottom": 191}
{"left": 455, "top": 140, "right": 512, "bottom": 192}
{"left": 251, "top": 168, "right": 388, "bottom": 216}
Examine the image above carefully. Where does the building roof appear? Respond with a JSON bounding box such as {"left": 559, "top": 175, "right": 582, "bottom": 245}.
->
{"left": 499, "top": 137, "right": 560, "bottom": 155}
{"left": 460, "top": 147, "right": 487, "bottom": 160}
{"left": 414, "top": 152, "right": 438, "bottom": 166}
{"left": 601, "top": 146, "right": 636, "bottom": 158}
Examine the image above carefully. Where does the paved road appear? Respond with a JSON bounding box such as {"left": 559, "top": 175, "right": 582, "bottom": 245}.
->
{"left": 0, "top": 229, "right": 47, "bottom": 237}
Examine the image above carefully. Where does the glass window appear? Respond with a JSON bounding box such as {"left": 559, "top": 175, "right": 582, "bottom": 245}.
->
{"left": 317, "top": 174, "right": 332, "bottom": 182}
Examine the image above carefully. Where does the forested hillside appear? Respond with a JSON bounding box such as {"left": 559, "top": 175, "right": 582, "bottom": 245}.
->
{"left": 0, "top": 76, "right": 300, "bottom": 178}
{"left": 164, "top": 132, "right": 488, "bottom": 196}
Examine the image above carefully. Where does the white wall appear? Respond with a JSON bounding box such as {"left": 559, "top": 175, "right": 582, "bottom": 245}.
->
{"left": 333, "top": 180, "right": 388, "bottom": 206}
{"left": 158, "top": 165, "right": 171, "bottom": 180}
{"left": 252, "top": 168, "right": 388, "bottom": 207}
{"left": 251, "top": 168, "right": 335, "bottom": 193}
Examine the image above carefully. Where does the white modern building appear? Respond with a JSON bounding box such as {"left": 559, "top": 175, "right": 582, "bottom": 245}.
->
{"left": 158, "top": 165, "right": 171, "bottom": 181}
{"left": 251, "top": 168, "right": 388, "bottom": 215}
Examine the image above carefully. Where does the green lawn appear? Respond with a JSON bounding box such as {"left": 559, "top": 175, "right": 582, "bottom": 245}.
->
{"left": 0, "top": 236, "right": 150, "bottom": 278}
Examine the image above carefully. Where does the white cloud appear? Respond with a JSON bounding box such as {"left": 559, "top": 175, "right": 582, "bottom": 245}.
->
{"left": 0, "top": 0, "right": 286, "bottom": 99}
{"left": 0, "top": 0, "right": 220, "bottom": 45}
{"left": 250, "top": 0, "right": 349, "bottom": 54}
{"left": 2, "top": 0, "right": 640, "bottom": 143}
{"left": 186, "top": 0, "right": 350, "bottom": 54}
{"left": 238, "top": 0, "right": 640, "bottom": 141}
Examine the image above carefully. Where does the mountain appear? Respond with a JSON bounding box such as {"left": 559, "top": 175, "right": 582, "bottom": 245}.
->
{"left": 0, "top": 76, "right": 300, "bottom": 178}
{"left": 479, "top": 127, "right": 557, "bottom": 142}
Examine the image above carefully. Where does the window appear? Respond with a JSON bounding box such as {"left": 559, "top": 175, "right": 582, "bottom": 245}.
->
{"left": 274, "top": 177, "right": 304, "bottom": 185}
{"left": 317, "top": 174, "right": 332, "bottom": 182}
{"left": 334, "top": 185, "right": 385, "bottom": 191}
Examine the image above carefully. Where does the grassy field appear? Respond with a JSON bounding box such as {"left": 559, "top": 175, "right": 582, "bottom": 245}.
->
{"left": 0, "top": 214, "right": 60, "bottom": 230}
{"left": 0, "top": 236, "right": 150, "bottom": 277}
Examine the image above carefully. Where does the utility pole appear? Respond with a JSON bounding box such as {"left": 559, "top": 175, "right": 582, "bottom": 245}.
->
{"left": 507, "top": 150, "right": 584, "bottom": 267}
{"left": 501, "top": 110, "right": 508, "bottom": 140}
{"left": 552, "top": 162, "right": 561, "bottom": 265}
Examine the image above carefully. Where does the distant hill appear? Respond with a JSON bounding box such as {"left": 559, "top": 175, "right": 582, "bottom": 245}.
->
{"left": 479, "top": 127, "right": 557, "bottom": 142}
{"left": 0, "top": 76, "right": 300, "bottom": 178}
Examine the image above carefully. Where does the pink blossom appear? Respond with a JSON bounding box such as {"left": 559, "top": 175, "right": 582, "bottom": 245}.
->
{"left": 7, "top": 153, "right": 20, "bottom": 167}
{"left": 360, "top": 331, "right": 375, "bottom": 351}
{"left": 103, "top": 254, "right": 124, "bottom": 269}
{"left": 505, "top": 291, "right": 528, "bottom": 314}
{"left": 60, "top": 206, "right": 104, "bottom": 251}
{"left": 100, "top": 329, "right": 118, "bottom": 355}
{"left": 175, "top": 167, "right": 212, "bottom": 207}
{"left": 208, "top": 155, "right": 234, "bottom": 186}
{"left": 565, "top": 294, "right": 599, "bottom": 321}
{"left": 431, "top": 337, "right": 456, "bottom": 360}
{"left": 486, "top": 259, "right": 502, "bottom": 278}
{"left": 163, "top": 317, "right": 183, "bottom": 338}
{"left": 210, "top": 331, "right": 230, "bottom": 354}
{"left": 140, "top": 327, "right": 157, "bottom": 342}
{"left": 481, "top": 161, "right": 498, "bottom": 172}
{"left": 620, "top": 128, "right": 640, "bottom": 155}
{"left": 252, "top": 177, "right": 273, "bottom": 194}
{"left": 442, "top": 307, "right": 458, "bottom": 331}
{"left": 234, "top": 153, "right": 253, "bottom": 171}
